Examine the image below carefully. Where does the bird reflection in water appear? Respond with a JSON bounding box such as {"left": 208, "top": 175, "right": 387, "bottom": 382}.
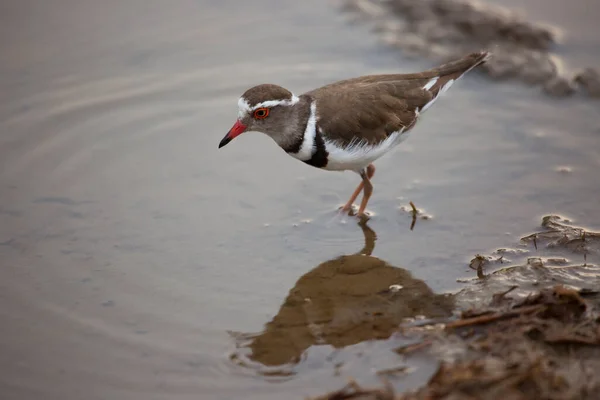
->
{"left": 230, "top": 220, "right": 454, "bottom": 372}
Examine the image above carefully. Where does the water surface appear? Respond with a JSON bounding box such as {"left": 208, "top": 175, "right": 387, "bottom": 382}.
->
{"left": 1, "top": 0, "right": 599, "bottom": 399}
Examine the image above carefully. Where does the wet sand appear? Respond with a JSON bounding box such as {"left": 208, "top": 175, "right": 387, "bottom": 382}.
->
{"left": 1, "top": 0, "right": 599, "bottom": 399}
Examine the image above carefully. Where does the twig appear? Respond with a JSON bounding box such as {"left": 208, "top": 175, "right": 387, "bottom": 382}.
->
{"left": 445, "top": 304, "right": 545, "bottom": 330}
{"left": 543, "top": 334, "right": 600, "bottom": 346}
{"left": 395, "top": 340, "right": 433, "bottom": 354}
{"left": 307, "top": 377, "right": 395, "bottom": 400}
{"left": 409, "top": 201, "right": 418, "bottom": 214}
{"left": 376, "top": 365, "right": 410, "bottom": 376}
{"left": 409, "top": 201, "right": 417, "bottom": 231}
{"left": 490, "top": 285, "right": 518, "bottom": 306}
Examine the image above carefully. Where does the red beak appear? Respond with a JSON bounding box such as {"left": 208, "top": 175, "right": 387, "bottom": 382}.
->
{"left": 219, "top": 120, "right": 247, "bottom": 148}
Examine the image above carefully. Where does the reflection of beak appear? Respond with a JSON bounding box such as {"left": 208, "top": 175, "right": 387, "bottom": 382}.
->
{"left": 219, "top": 120, "right": 247, "bottom": 148}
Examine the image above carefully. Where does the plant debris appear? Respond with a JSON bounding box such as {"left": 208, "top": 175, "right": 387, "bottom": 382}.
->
{"left": 309, "top": 286, "right": 600, "bottom": 400}
{"left": 399, "top": 202, "right": 431, "bottom": 231}
{"left": 521, "top": 215, "right": 600, "bottom": 258}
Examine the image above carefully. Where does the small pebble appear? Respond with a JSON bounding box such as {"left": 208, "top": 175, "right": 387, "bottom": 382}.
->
{"left": 555, "top": 165, "right": 572, "bottom": 174}
{"left": 389, "top": 284, "right": 404, "bottom": 292}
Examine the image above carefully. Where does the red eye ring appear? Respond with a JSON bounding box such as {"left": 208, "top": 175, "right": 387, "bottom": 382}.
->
{"left": 253, "top": 108, "right": 269, "bottom": 119}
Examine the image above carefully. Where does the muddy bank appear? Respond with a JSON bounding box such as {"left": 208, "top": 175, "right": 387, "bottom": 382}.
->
{"left": 459, "top": 215, "right": 600, "bottom": 307}
{"left": 342, "top": 0, "right": 600, "bottom": 97}
{"left": 308, "top": 215, "right": 600, "bottom": 399}
{"left": 311, "top": 285, "right": 600, "bottom": 400}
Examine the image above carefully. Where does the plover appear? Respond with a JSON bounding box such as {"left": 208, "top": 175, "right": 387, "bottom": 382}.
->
{"left": 219, "top": 51, "right": 490, "bottom": 217}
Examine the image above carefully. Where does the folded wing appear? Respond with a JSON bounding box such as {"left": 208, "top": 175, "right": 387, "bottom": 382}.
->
{"left": 305, "top": 51, "right": 490, "bottom": 147}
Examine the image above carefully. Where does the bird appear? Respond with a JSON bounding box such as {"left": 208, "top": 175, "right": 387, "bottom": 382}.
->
{"left": 219, "top": 51, "right": 490, "bottom": 218}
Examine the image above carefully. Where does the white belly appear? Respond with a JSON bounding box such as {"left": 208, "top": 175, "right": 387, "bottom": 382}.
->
{"left": 323, "top": 129, "right": 409, "bottom": 172}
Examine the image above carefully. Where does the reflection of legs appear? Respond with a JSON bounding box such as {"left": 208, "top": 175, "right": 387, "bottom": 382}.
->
{"left": 341, "top": 164, "right": 376, "bottom": 213}
{"left": 356, "top": 218, "right": 377, "bottom": 256}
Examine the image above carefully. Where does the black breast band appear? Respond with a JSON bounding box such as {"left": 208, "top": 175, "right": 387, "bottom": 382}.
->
{"left": 303, "top": 129, "right": 328, "bottom": 168}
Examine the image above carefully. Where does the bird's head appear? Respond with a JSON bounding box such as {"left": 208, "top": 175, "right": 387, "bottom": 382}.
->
{"left": 219, "top": 84, "right": 301, "bottom": 148}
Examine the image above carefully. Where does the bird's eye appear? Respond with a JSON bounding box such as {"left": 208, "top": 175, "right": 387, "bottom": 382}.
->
{"left": 253, "top": 108, "right": 269, "bottom": 119}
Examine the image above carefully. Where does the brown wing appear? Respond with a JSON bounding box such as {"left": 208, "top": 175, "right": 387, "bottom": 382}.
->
{"left": 304, "top": 52, "right": 489, "bottom": 146}
{"left": 308, "top": 81, "right": 428, "bottom": 146}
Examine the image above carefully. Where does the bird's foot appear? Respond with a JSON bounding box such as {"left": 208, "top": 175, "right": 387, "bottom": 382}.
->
{"left": 338, "top": 204, "right": 355, "bottom": 215}
{"left": 338, "top": 205, "right": 371, "bottom": 221}
{"left": 356, "top": 212, "right": 371, "bottom": 222}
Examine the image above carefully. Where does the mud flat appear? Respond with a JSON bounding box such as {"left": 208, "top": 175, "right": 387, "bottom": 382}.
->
{"left": 342, "top": 0, "right": 600, "bottom": 97}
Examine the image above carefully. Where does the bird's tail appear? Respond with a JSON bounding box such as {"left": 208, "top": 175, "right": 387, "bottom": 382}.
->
{"left": 430, "top": 51, "right": 491, "bottom": 77}
{"left": 418, "top": 51, "right": 490, "bottom": 112}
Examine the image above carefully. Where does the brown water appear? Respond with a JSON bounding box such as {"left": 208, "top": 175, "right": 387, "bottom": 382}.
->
{"left": 1, "top": 0, "right": 599, "bottom": 399}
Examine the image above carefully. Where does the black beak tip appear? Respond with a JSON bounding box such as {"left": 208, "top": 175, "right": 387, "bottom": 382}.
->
{"left": 218, "top": 137, "right": 231, "bottom": 149}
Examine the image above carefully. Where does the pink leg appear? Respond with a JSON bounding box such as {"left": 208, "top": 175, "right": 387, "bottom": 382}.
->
{"left": 340, "top": 182, "right": 364, "bottom": 212}
{"left": 356, "top": 166, "right": 375, "bottom": 217}
{"left": 341, "top": 164, "right": 376, "bottom": 214}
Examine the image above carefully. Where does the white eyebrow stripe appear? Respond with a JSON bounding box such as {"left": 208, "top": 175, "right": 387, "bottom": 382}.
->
{"left": 252, "top": 96, "right": 300, "bottom": 109}
{"left": 237, "top": 95, "right": 300, "bottom": 117}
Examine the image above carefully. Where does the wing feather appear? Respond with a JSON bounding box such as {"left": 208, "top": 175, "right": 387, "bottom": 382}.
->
{"left": 303, "top": 52, "right": 489, "bottom": 147}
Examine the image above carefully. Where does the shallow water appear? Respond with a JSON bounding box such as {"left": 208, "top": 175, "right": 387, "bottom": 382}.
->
{"left": 0, "top": 0, "right": 599, "bottom": 399}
